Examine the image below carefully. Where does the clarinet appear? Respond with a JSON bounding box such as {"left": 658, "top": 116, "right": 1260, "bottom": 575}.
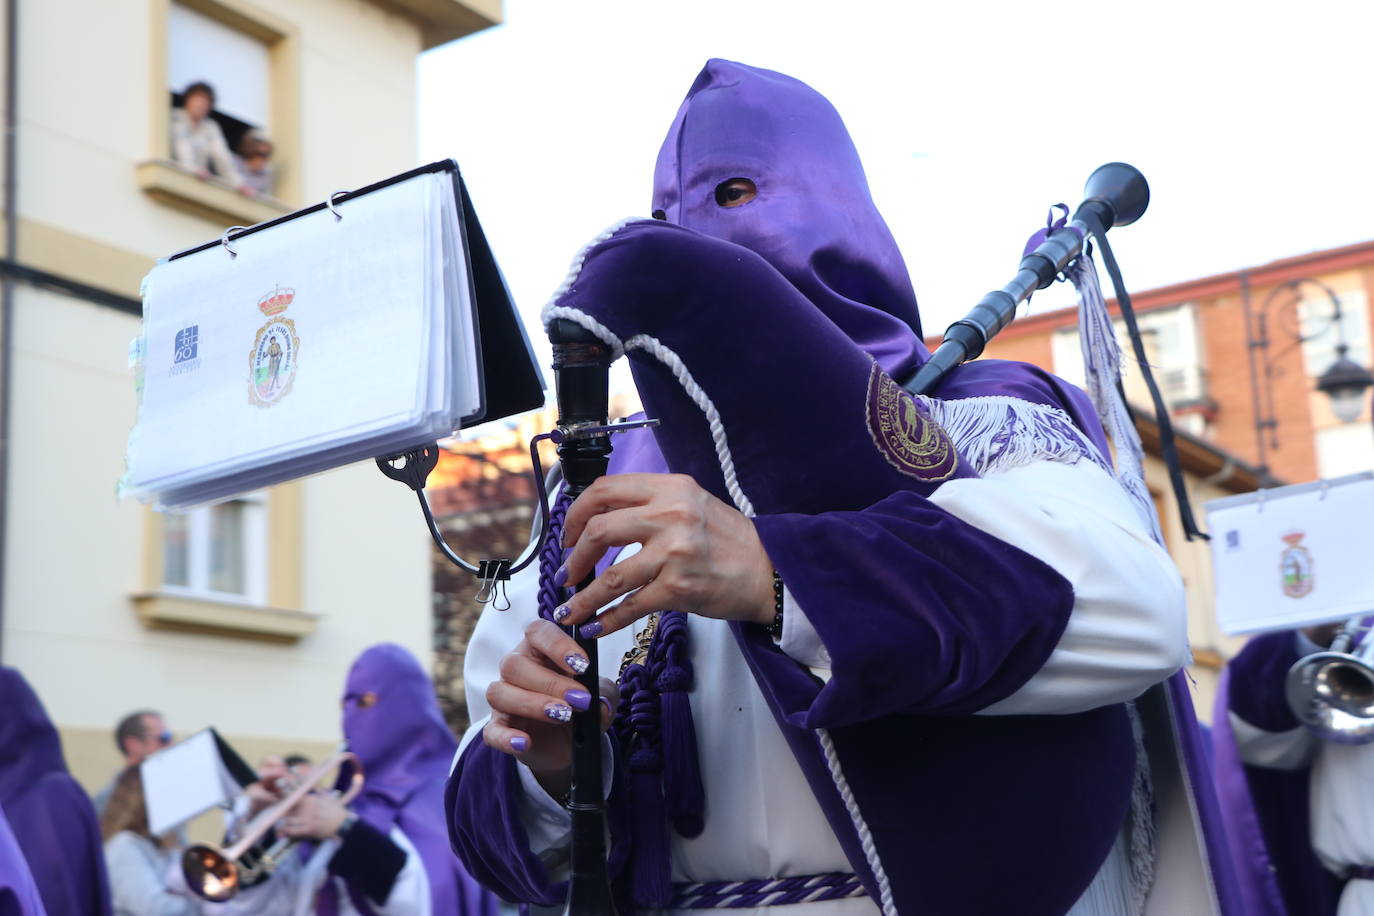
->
{"left": 548, "top": 318, "right": 619, "bottom": 915}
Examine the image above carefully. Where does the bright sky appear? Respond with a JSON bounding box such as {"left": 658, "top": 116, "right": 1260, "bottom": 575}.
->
{"left": 419, "top": 0, "right": 1374, "bottom": 406}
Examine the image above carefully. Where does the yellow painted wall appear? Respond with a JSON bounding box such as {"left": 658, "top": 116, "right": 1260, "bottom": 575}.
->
{"left": 16, "top": 0, "right": 426, "bottom": 275}
{"left": 1, "top": 0, "right": 460, "bottom": 780}
{"left": 1143, "top": 453, "right": 1249, "bottom": 723}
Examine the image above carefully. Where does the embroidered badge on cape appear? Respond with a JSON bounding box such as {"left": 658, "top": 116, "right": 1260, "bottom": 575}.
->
{"left": 248, "top": 285, "right": 299, "bottom": 407}
{"left": 864, "top": 363, "right": 959, "bottom": 482}
{"left": 1280, "top": 530, "right": 1315, "bottom": 598}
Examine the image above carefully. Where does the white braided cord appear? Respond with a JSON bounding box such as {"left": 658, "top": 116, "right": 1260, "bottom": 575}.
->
{"left": 622, "top": 334, "right": 755, "bottom": 519}
{"left": 623, "top": 329, "right": 896, "bottom": 915}
{"left": 817, "top": 728, "right": 898, "bottom": 916}
{"left": 539, "top": 216, "right": 650, "bottom": 337}
{"left": 540, "top": 217, "right": 898, "bottom": 908}
{"left": 541, "top": 306, "right": 625, "bottom": 360}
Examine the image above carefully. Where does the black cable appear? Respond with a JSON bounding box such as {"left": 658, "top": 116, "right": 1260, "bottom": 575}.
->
{"left": 1080, "top": 211, "right": 1209, "bottom": 541}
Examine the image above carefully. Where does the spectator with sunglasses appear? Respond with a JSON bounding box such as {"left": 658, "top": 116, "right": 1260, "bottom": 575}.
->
{"left": 93, "top": 710, "right": 173, "bottom": 817}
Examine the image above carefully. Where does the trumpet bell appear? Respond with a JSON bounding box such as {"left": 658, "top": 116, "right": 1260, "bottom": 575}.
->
{"left": 182, "top": 844, "right": 239, "bottom": 902}
{"left": 1285, "top": 650, "right": 1374, "bottom": 745}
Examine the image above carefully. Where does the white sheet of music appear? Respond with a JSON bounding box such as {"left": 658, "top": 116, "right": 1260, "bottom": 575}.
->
{"left": 122, "top": 169, "right": 480, "bottom": 508}
{"left": 141, "top": 729, "right": 243, "bottom": 836}
{"left": 1207, "top": 472, "right": 1374, "bottom": 634}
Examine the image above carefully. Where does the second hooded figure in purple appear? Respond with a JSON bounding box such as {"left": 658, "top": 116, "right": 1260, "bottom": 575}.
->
{"left": 221, "top": 643, "right": 497, "bottom": 916}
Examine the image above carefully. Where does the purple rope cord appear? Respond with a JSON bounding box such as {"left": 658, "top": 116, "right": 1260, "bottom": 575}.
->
{"left": 671, "top": 872, "right": 868, "bottom": 909}
{"left": 536, "top": 485, "right": 709, "bottom": 906}
{"left": 536, "top": 489, "right": 571, "bottom": 622}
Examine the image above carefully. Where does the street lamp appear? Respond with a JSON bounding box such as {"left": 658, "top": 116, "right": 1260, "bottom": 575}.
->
{"left": 1241, "top": 275, "right": 1374, "bottom": 480}
{"left": 1315, "top": 344, "right": 1374, "bottom": 424}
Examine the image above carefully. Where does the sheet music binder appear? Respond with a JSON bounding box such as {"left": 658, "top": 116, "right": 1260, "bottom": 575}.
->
{"left": 125, "top": 159, "right": 545, "bottom": 508}
{"left": 167, "top": 159, "right": 545, "bottom": 428}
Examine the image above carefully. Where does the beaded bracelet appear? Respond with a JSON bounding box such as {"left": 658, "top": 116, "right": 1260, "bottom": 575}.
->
{"left": 767, "top": 570, "right": 784, "bottom": 639}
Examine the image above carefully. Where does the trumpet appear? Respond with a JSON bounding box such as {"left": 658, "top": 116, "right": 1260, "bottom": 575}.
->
{"left": 1285, "top": 615, "right": 1374, "bottom": 745}
{"left": 182, "top": 749, "right": 364, "bottom": 901}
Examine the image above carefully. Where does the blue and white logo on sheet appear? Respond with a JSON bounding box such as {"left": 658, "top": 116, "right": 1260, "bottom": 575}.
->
{"left": 171, "top": 325, "right": 201, "bottom": 376}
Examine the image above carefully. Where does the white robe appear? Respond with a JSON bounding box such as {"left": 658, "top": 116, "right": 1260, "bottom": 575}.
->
{"left": 459, "top": 458, "right": 1189, "bottom": 914}
{"left": 207, "top": 826, "right": 432, "bottom": 916}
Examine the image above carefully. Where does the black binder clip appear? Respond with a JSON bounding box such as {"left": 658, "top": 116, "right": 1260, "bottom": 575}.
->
{"left": 474, "top": 558, "right": 513, "bottom": 611}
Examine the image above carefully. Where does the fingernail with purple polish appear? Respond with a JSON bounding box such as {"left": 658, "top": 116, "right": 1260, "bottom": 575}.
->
{"left": 580, "top": 621, "right": 603, "bottom": 639}
{"left": 543, "top": 702, "right": 573, "bottom": 723}
{"left": 510, "top": 735, "right": 528, "bottom": 753}
{"left": 564, "top": 689, "right": 591, "bottom": 711}
{"left": 553, "top": 564, "right": 569, "bottom": 588}
{"left": 553, "top": 604, "right": 571, "bottom": 623}
{"left": 599, "top": 696, "right": 613, "bottom": 714}
{"left": 565, "top": 653, "right": 589, "bottom": 674}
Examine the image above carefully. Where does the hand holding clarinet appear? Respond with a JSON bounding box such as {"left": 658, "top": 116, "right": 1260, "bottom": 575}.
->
{"left": 482, "top": 471, "right": 774, "bottom": 794}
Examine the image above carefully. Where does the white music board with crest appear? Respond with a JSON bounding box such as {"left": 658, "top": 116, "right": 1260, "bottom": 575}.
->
{"left": 1207, "top": 471, "right": 1374, "bottom": 635}
{"left": 120, "top": 160, "right": 544, "bottom": 510}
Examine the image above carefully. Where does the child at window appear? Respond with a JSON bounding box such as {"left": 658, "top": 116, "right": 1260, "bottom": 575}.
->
{"left": 235, "top": 129, "right": 275, "bottom": 197}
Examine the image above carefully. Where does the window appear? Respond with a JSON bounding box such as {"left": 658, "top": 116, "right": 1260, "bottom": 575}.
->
{"left": 168, "top": 4, "right": 271, "bottom": 129}
{"left": 167, "top": 3, "right": 273, "bottom": 192}
{"left": 1051, "top": 302, "right": 1208, "bottom": 413}
{"left": 141, "top": 0, "right": 297, "bottom": 223}
{"left": 162, "top": 495, "right": 267, "bottom": 604}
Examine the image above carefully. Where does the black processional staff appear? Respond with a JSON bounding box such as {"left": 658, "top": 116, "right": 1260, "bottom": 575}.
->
{"left": 904, "top": 162, "right": 1207, "bottom": 540}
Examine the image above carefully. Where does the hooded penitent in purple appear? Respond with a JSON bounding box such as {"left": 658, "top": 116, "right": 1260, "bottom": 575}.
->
{"left": 0, "top": 667, "right": 111, "bottom": 916}
{"left": 449, "top": 59, "right": 1233, "bottom": 914}
{"left": 0, "top": 804, "right": 48, "bottom": 916}
{"left": 342, "top": 644, "right": 498, "bottom": 916}
{"left": 1212, "top": 632, "right": 1343, "bottom": 916}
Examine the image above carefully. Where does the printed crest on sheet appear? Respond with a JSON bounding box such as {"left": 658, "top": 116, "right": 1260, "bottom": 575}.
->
{"left": 864, "top": 363, "right": 958, "bottom": 482}
{"left": 248, "top": 286, "right": 299, "bottom": 407}
{"left": 1280, "top": 530, "right": 1315, "bottom": 598}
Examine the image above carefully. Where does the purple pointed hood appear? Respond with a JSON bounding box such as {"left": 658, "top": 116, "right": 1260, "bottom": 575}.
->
{"left": 651, "top": 58, "right": 928, "bottom": 379}
{"left": 0, "top": 667, "right": 112, "bottom": 916}
{"left": 0, "top": 667, "right": 65, "bottom": 805}
{"left": 342, "top": 644, "right": 498, "bottom": 914}
{"left": 342, "top": 643, "right": 455, "bottom": 816}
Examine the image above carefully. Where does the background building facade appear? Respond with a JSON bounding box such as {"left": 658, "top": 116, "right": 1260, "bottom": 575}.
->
{"left": 0, "top": 0, "right": 500, "bottom": 805}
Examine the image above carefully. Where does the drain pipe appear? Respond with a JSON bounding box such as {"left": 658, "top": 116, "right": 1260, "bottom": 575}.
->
{"left": 0, "top": 0, "right": 18, "bottom": 659}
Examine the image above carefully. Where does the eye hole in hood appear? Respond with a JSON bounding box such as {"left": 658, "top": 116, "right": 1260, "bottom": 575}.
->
{"left": 714, "top": 177, "right": 757, "bottom": 208}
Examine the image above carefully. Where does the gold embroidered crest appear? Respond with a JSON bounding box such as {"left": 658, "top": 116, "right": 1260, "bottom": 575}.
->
{"left": 864, "top": 363, "right": 959, "bottom": 482}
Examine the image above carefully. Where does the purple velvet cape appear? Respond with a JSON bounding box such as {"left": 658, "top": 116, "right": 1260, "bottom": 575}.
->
{"left": 1212, "top": 632, "right": 1343, "bottom": 916}
{"left": 0, "top": 805, "right": 47, "bottom": 916}
{"left": 447, "top": 59, "right": 1235, "bottom": 914}
{"left": 0, "top": 667, "right": 110, "bottom": 916}
{"left": 341, "top": 645, "right": 498, "bottom": 915}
